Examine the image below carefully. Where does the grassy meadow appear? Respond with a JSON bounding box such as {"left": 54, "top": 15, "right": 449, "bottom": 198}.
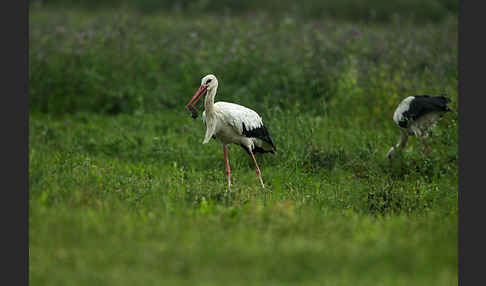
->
{"left": 29, "top": 5, "right": 458, "bottom": 286}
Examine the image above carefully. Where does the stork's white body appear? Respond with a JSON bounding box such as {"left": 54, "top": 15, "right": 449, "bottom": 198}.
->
{"left": 202, "top": 102, "right": 274, "bottom": 152}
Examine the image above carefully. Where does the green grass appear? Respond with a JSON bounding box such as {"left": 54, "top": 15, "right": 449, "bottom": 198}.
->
{"left": 29, "top": 8, "right": 458, "bottom": 286}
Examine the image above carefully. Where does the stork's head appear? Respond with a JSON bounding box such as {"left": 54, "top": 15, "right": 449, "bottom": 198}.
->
{"left": 185, "top": 74, "right": 218, "bottom": 118}
{"left": 200, "top": 74, "right": 218, "bottom": 90}
{"left": 189, "top": 74, "right": 218, "bottom": 104}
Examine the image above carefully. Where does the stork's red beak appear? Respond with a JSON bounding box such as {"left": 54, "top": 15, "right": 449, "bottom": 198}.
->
{"left": 186, "top": 85, "right": 208, "bottom": 108}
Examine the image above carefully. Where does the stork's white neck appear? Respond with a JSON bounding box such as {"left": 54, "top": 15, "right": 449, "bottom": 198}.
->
{"left": 204, "top": 86, "right": 217, "bottom": 114}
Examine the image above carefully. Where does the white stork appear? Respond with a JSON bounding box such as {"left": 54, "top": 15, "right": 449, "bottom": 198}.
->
{"left": 185, "top": 74, "right": 276, "bottom": 191}
{"left": 387, "top": 95, "right": 451, "bottom": 160}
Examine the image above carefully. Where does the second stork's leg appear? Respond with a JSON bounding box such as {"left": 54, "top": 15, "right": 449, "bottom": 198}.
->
{"left": 223, "top": 145, "right": 231, "bottom": 191}
{"left": 248, "top": 149, "right": 265, "bottom": 191}
{"left": 420, "top": 136, "right": 431, "bottom": 153}
{"left": 415, "top": 129, "right": 430, "bottom": 153}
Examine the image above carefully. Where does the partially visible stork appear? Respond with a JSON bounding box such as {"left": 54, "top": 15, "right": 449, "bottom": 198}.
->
{"left": 387, "top": 95, "right": 451, "bottom": 160}
{"left": 185, "top": 74, "right": 276, "bottom": 191}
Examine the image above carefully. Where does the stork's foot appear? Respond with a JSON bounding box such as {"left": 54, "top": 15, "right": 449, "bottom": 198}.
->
{"left": 259, "top": 179, "right": 265, "bottom": 191}
{"left": 223, "top": 144, "right": 232, "bottom": 193}
{"left": 260, "top": 181, "right": 273, "bottom": 194}
{"left": 255, "top": 169, "right": 267, "bottom": 192}
{"left": 226, "top": 172, "right": 231, "bottom": 192}
{"left": 419, "top": 136, "right": 430, "bottom": 154}
{"left": 421, "top": 145, "right": 431, "bottom": 154}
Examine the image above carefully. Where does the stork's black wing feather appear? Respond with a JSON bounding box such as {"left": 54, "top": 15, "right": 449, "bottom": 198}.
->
{"left": 403, "top": 95, "right": 451, "bottom": 121}
{"left": 241, "top": 122, "right": 276, "bottom": 153}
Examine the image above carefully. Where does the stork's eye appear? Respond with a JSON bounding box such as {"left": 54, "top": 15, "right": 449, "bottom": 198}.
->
{"left": 206, "top": 79, "right": 212, "bottom": 84}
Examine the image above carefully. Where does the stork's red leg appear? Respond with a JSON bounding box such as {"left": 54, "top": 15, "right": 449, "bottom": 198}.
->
{"left": 249, "top": 149, "right": 265, "bottom": 190}
{"left": 420, "top": 136, "right": 431, "bottom": 153}
{"left": 223, "top": 145, "right": 231, "bottom": 191}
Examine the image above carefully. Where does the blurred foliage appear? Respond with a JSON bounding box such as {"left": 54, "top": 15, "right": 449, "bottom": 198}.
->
{"left": 29, "top": 0, "right": 458, "bottom": 23}
{"left": 29, "top": 9, "right": 457, "bottom": 121}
